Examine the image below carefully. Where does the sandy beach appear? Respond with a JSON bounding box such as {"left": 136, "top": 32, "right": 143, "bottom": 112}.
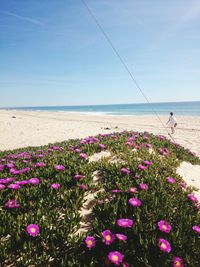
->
{"left": 1, "top": 109, "right": 200, "bottom": 201}
{"left": 0, "top": 109, "right": 200, "bottom": 155}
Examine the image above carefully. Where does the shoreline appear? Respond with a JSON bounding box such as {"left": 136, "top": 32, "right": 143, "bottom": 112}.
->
{"left": 0, "top": 109, "right": 200, "bottom": 155}
{"left": 1, "top": 108, "right": 200, "bottom": 117}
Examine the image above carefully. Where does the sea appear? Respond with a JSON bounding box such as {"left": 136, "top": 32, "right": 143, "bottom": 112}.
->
{"left": 5, "top": 101, "right": 200, "bottom": 116}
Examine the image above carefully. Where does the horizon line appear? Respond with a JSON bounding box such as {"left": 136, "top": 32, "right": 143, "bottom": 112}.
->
{"left": 1, "top": 100, "right": 200, "bottom": 109}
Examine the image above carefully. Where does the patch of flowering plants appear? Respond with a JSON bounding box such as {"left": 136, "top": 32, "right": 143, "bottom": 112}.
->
{"left": 0, "top": 131, "right": 200, "bottom": 266}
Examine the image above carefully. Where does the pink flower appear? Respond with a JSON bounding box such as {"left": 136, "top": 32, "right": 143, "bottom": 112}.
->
{"left": 188, "top": 194, "right": 198, "bottom": 203}
{"left": 129, "top": 187, "right": 137, "bottom": 193}
{"left": 26, "top": 224, "right": 40, "bottom": 237}
{"left": 129, "top": 197, "right": 142, "bottom": 207}
{"left": 4, "top": 199, "right": 20, "bottom": 208}
{"left": 158, "top": 238, "right": 171, "bottom": 253}
{"left": 108, "top": 251, "right": 124, "bottom": 266}
{"left": 6, "top": 163, "right": 15, "bottom": 168}
{"left": 74, "top": 174, "right": 85, "bottom": 180}
{"left": 166, "top": 177, "right": 176, "bottom": 184}
{"left": 15, "top": 180, "right": 29, "bottom": 185}
{"left": 123, "top": 262, "right": 129, "bottom": 267}
{"left": 29, "top": 178, "right": 40, "bottom": 185}
{"left": 0, "top": 184, "right": 6, "bottom": 190}
{"left": 51, "top": 183, "right": 61, "bottom": 189}
{"left": 117, "top": 219, "right": 134, "bottom": 228}
{"left": 116, "top": 233, "right": 127, "bottom": 241}
{"left": 55, "top": 165, "right": 65, "bottom": 171}
{"left": 5, "top": 177, "right": 15, "bottom": 183}
{"left": 36, "top": 162, "right": 46, "bottom": 167}
{"left": 192, "top": 225, "right": 200, "bottom": 234}
{"left": 85, "top": 236, "right": 95, "bottom": 249}
{"left": 111, "top": 189, "right": 122, "bottom": 193}
{"left": 138, "top": 164, "right": 147, "bottom": 170}
{"left": 79, "top": 153, "right": 88, "bottom": 159}
{"left": 0, "top": 165, "right": 4, "bottom": 171}
{"left": 173, "top": 256, "right": 185, "bottom": 267}
{"left": 8, "top": 184, "right": 21, "bottom": 190}
{"left": 79, "top": 184, "right": 88, "bottom": 190}
{"left": 121, "top": 168, "right": 131, "bottom": 175}
{"left": 144, "top": 160, "right": 153, "bottom": 165}
{"left": 179, "top": 182, "right": 187, "bottom": 189}
{"left": 102, "top": 230, "right": 115, "bottom": 245}
{"left": 99, "top": 144, "right": 106, "bottom": 149}
{"left": 158, "top": 220, "right": 172, "bottom": 233}
{"left": 139, "top": 183, "right": 148, "bottom": 191}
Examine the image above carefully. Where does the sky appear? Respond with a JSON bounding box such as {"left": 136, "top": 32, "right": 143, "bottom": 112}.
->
{"left": 0, "top": 0, "right": 200, "bottom": 107}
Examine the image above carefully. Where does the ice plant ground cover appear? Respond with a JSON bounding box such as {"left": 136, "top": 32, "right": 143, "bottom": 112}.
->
{"left": 0, "top": 131, "right": 200, "bottom": 266}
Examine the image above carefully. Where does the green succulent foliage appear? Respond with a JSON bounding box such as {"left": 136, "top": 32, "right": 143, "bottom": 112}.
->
{"left": 0, "top": 131, "right": 200, "bottom": 266}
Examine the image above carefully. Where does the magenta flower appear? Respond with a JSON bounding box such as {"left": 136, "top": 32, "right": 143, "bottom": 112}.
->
{"left": 79, "top": 153, "right": 88, "bottom": 159}
{"left": 144, "top": 160, "right": 153, "bottom": 165}
{"left": 36, "top": 162, "right": 46, "bottom": 167}
{"left": 85, "top": 236, "right": 95, "bottom": 249}
{"left": 158, "top": 238, "right": 171, "bottom": 253}
{"left": 102, "top": 230, "right": 115, "bottom": 245}
{"left": 139, "top": 183, "right": 148, "bottom": 191}
{"left": 79, "top": 184, "right": 88, "bottom": 190}
{"left": 51, "top": 183, "right": 61, "bottom": 189}
{"left": 129, "top": 187, "right": 137, "bottom": 193}
{"left": 192, "top": 225, "right": 200, "bottom": 234}
{"left": 173, "top": 256, "right": 185, "bottom": 267}
{"left": 128, "top": 137, "right": 135, "bottom": 142}
{"left": 4, "top": 199, "right": 20, "bottom": 208}
{"left": 117, "top": 219, "right": 134, "bottom": 228}
{"left": 108, "top": 251, "right": 124, "bottom": 266}
{"left": 166, "top": 177, "right": 176, "bottom": 184}
{"left": 111, "top": 189, "right": 122, "bottom": 193}
{"left": 5, "top": 177, "right": 15, "bottom": 183}
{"left": 138, "top": 164, "right": 147, "bottom": 170}
{"left": 55, "top": 165, "right": 65, "bottom": 171}
{"left": 74, "top": 174, "right": 85, "bottom": 180}
{"left": 188, "top": 194, "right": 198, "bottom": 203}
{"left": 6, "top": 163, "right": 15, "bottom": 168}
{"left": 179, "top": 182, "right": 187, "bottom": 189}
{"left": 15, "top": 180, "right": 29, "bottom": 185}
{"left": 75, "top": 148, "right": 81, "bottom": 153}
{"left": 0, "top": 184, "right": 6, "bottom": 190}
{"left": 0, "top": 165, "right": 4, "bottom": 171}
{"left": 129, "top": 197, "right": 142, "bottom": 207}
{"left": 8, "top": 184, "right": 21, "bottom": 190}
{"left": 123, "top": 262, "right": 129, "bottom": 267}
{"left": 116, "top": 233, "right": 127, "bottom": 241}
{"left": 159, "top": 147, "right": 169, "bottom": 156}
{"left": 99, "top": 144, "right": 106, "bottom": 149}
{"left": 121, "top": 167, "right": 131, "bottom": 175}
{"left": 158, "top": 220, "right": 172, "bottom": 233}
{"left": 26, "top": 224, "right": 40, "bottom": 237}
{"left": 29, "top": 178, "right": 40, "bottom": 185}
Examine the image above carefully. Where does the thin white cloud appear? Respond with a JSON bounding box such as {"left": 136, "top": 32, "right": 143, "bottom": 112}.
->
{"left": 0, "top": 10, "right": 43, "bottom": 26}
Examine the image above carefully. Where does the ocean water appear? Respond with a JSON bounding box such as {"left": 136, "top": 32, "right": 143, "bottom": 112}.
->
{"left": 7, "top": 101, "right": 200, "bottom": 116}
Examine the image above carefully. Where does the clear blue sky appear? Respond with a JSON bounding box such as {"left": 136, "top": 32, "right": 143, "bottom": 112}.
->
{"left": 0, "top": 0, "right": 200, "bottom": 107}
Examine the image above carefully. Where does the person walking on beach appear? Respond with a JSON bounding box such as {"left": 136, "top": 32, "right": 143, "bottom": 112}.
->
{"left": 166, "top": 112, "right": 177, "bottom": 134}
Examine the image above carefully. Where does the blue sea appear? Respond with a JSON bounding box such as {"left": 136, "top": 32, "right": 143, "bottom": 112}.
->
{"left": 6, "top": 101, "right": 200, "bottom": 116}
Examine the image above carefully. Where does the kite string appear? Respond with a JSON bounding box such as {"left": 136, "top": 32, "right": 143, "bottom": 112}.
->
{"left": 81, "top": 0, "right": 175, "bottom": 142}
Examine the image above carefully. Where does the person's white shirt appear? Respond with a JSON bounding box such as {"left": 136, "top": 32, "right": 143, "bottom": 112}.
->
{"left": 168, "top": 115, "right": 177, "bottom": 127}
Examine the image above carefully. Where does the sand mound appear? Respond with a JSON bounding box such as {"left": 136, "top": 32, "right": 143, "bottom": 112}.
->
{"left": 177, "top": 162, "right": 200, "bottom": 201}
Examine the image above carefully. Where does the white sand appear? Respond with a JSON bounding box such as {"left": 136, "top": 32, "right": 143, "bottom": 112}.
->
{"left": 177, "top": 162, "right": 200, "bottom": 201}
{"left": 0, "top": 109, "right": 200, "bottom": 199}
{"left": 0, "top": 109, "right": 200, "bottom": 155}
